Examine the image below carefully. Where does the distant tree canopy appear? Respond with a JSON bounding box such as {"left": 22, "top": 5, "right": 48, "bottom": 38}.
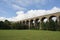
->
{"left": 0, "top": 20, "right": 11, "bottom": 29}
{"left": 0, "top": 20, "right": 28, "bottom": 30}
{"left": 0, "top": 20, "right": 60, "bottom": 31}
{"left": 41, "top": 19, "right": 60, "bottom": 31}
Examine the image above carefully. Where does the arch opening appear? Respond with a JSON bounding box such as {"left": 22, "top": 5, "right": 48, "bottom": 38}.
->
{"left": 41, "top": 17, "right": 48, "bottom": 23}
{"left": 30, "top": 20, "right": 34, "bottom": 24}
{"left": 30, "top": 19, "right": 35, "bottom": 29}
{"left": 35, "top": 18, "right": 40, "bottom": 23}
{"left": 23, "top": 21, "right": 25, "bottom": 24}
{"left": 49, "top": 16, "right": 57, "bottom": 22}
{"left": 26, "top": 20, "right": 29, "bottom": 24}
{"left": 35, "top": 18, "right": 40, "bottom": 29}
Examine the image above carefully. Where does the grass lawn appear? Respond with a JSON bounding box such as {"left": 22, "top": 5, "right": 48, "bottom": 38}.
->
{"left": 0, "top": 30, "right": 60, "bottom": 40}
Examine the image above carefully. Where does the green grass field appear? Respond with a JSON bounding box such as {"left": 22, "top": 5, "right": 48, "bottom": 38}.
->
{"left": 0, "top": 30, "right": 60, "bottom": 40}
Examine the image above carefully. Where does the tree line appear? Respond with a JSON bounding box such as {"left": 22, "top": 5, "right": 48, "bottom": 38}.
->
{"left": 0, "top": 20, "right": 60, "bottom": 31}
{"left": 41, "top": 19, "right": 60, "bottom": 31}
{"left": 0, "top": 20, "right": 28, "bottom": 30}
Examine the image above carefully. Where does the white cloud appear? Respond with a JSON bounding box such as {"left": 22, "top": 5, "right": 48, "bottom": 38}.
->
{"left": 0, "top": 17, "right": 6, "bottom": 21}
{"left": 47, "top": 7, "right": 60, "bottom": 14}
{"left": 0, "top": 7, "right": 60, "bottom": 22}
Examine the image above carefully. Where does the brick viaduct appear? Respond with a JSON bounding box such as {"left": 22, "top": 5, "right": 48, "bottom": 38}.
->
{"left": 19, "top": 12, "right": 60, "bottom": 29}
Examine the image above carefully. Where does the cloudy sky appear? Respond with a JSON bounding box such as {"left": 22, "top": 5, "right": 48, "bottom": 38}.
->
{"left": 0, "top": 0, "right": 60, "bottom": 21}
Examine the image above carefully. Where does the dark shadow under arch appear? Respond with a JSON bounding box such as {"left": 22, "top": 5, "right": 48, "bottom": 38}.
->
{"left": 49, "top": 15, "right": 57, "bottom": 22}
{"left": 41, "top": 17, "right": 47, "bottom": 22}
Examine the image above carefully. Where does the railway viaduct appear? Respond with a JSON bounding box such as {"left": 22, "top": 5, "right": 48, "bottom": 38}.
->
{"left": 19, "top": 12, "right": 60, "bottom": 29}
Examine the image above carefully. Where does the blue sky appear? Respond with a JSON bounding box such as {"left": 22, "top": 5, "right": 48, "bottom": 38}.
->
{"left": 0, "top": 0, "right": 60, "bottom": 21}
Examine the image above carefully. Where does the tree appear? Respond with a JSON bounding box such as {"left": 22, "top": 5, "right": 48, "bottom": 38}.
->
{"left": 4, "top": 20, "right": 11, "bottom": 29}
{"left": 11, "top": 22, "right": 29, "bottom": 30}
{"left": 48, "top": 19, "right": 56, "bottom": 31}
{"left": 0, "top": 21, "right": 4, "bottom": 29}
{"left": 41, "top": 22, "right": 46, "bottom": 30}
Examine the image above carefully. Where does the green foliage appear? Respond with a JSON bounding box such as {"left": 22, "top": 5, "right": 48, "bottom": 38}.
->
{"left": 0, "top": 20, "right": 29, "bottom": 30}
{"left": 11, "top": 22, "right": 29, "bottom": 30}
{"left": 0, "top": 21, "right": 11, "bottom": 29}
{"left": 41, "top": 22, "right": 48, "bottom": 30}
{"left": 41, "top": 19, "right": 60, "bottom": 31}
{"left": 48, "top": 19, "right": 56, "bottom": 31}
{"left": 0, "top": 19, "right": 60, "bottom": 31}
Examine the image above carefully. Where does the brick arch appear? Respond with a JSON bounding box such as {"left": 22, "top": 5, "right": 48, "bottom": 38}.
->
{"left": 23, "top": 21, "right": 25, "bottom": 24}
{"left": 30, "top": 19, "right": 35, "bottom": 29}
{"left": 26, "top": 20, "right": 29, "bottom": 24}
{"left": 41, "top": 17, "right": 47, "bottom": 22}
{"left": 35, "top": 18, "right": 40, "bottom": 29}
{"left": 30, "top": 19, "right": 34, "bottom": 24}
{"left": 49, "top": 15, "right": 57, "bottom": 21}
{"left": 35, "top": 18, "right": 40, "bottom": 23}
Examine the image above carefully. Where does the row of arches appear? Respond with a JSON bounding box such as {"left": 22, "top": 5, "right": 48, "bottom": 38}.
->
{"left": 20, "top": 15, "right": 60, "bottom": 29}
{"left": 22, "top": 16, "right": 59, "bottom": 24}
